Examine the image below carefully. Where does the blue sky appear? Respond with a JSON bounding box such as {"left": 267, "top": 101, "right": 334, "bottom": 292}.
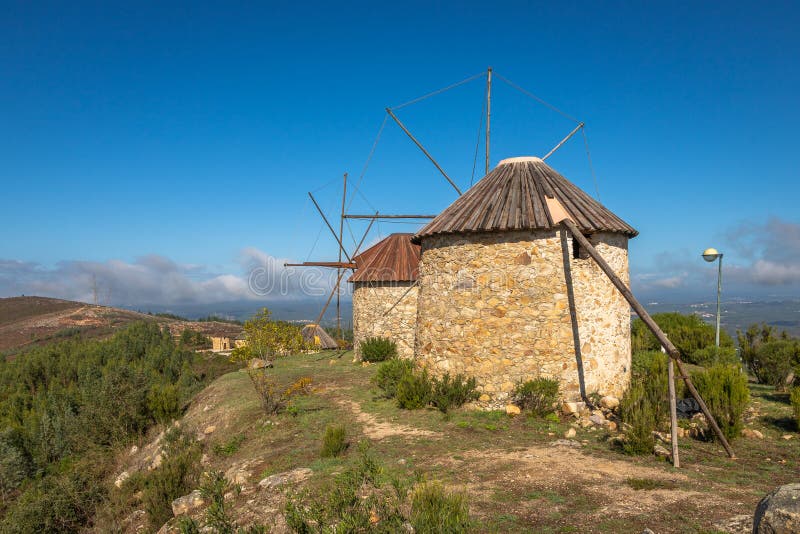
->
{"left": 2, "top": 1, "right": 799, "bottom": 308}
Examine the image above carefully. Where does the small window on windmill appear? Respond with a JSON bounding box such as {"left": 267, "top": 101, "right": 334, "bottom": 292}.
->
{"left": 572, "top": 233, "right": 592, "bottom": 260}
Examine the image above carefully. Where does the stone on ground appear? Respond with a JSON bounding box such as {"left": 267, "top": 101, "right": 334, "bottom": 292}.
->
{"left": 258, "top": 467, "right": 313, "bottom": 490}
{"left": 753, "top": 483, "right": 800, "bottom": 533}
{"left": 172, "top": 490, "right": 205, "bottom": 516}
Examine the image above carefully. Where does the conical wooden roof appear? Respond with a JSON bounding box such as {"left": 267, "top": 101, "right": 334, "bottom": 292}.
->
{"left": 349, "top": 233, "right": 420, "bottom": 283}
{"left": 412, "top": 156, "right": 637, "bottom": 242}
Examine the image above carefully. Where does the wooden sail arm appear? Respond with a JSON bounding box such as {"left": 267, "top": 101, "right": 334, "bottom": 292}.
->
{"left": 344, "top": 214, "right": 437, "bottom": 219}
{"left": 284, "top": 261, "right": 356, "bottom": 269}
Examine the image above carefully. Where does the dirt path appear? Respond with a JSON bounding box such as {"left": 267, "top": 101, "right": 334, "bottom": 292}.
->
{"left": 333, "top": 398, "right": 441, "bottom": 440}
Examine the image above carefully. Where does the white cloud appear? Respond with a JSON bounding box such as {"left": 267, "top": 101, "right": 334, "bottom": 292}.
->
{"left": 0, "top": 249, "right": 342, "bottom": 306}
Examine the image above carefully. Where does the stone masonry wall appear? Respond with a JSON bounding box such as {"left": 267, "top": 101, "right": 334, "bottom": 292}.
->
{"left": 352, "top": 281, "right": 418, "bottom": 360}
{"left": 413, "top": 229, "right": 630, "bottom": 407}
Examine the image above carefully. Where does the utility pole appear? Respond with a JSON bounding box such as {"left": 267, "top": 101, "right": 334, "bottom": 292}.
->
{"left": 486, "top": 67, "right": 492, "bottom": 175}
{"left": 91, "top": 274, "right": 98, "bottom": 305}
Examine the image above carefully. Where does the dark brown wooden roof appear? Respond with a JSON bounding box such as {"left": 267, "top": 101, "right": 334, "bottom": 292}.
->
{"left": 348, "top": 233, "right": 420, "bottom": 283}
{"left": 412, "top": 156, "right": 637, "bottom": 242}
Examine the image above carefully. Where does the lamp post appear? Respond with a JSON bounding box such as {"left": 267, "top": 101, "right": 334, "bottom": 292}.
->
{"left": 702, "top": 248, "right": 723, "bottom": 347}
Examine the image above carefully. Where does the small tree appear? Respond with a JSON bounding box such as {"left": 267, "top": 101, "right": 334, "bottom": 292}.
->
{"left": 231, "top": 308, "right": 308, "bottom": 363}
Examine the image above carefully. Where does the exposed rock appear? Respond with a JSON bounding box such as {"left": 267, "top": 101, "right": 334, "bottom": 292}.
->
{"left": 248, "top": 358, "right": 272, "bottom": 370}
{"left": 562, "top": 402, "right": 584, "bottom": 416}
{"left": 653, "top": 431, "right": 671, "bottom": 443}
{"left": 578, "top": 416, "right": 593, "bottom": 428}
{"left": 172, "top": 490, "right": 205, "bottom": 516}
{"left": 258, "top": 467, "right": 313, "bottom": 490}
{"left": 564, "top": 428, "right": 577, "bottom": 439}
{"left": 712, "top": 514, "right": 752, "bottom": 534}
{"left": 505, "top": 404, "right": 521, "bottom": 416}
{"left": 642, "top": 529, "right": 656, "bottom": 534}
{"left": 653, "top": 444, "right": 671, "bottom": 459}
{"left": 149, "top": 453, "right": 163, "bottom": 471}
{"left": 551, "top": 439, "right": 582, "bottom": 448}
{"left": 589, "top": 413, "right": 606, "bottom": 426}
{"left": 204, "top": 425, "right": 216, "bottom": 435}
{"left": 753, "top": 483, "right": 800, "bottom": 533}
{"left": 606, "top": 421, "right": 618, "bottom": 432}
{"left": 226, "top": 466, "right": 252, "bottom": 486}
{"left": 600, "top": 396, "right": 620, "bottom": 410}
{"left": 478, "top": 394, "right": 491, "bottom": 403}
{"left": 114, "top": 471, "right": 130, "bottom": 488}
{"left": 781, "top": 434, "right": 793, "bottom": 440}
{"left": 129, "top": 445, "right": 139, "bottom": 455}
{"left": 742, "top": 428, "right": 764, "bottom": 439}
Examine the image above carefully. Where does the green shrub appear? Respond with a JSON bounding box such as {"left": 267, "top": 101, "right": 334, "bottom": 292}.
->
{"left": 630, "top": 351, "right": 672, "bottom": 425}
{"left": 689, "top": 346, "right": 739, "bottom": 367}
{"left": 791, "top": 387, "right": 800, "bottom": 431}
{"left": 512, "top": 378, "right": 559, "bottom": 416}
{"left": 321, "top": 424, "right": 348, "bottom": 458}
{"left": 374, "top": 358, "right": 415, "bottom": 398}
{"left": 0, "top": 428, "right": 33, "bottom": 501}
{"left": 411, "top": 482, "right": 471, "bottom": 533}
{"left": 360, "top": 337, "right": 398, "bottom": 363}
{"left": 212, "top": 433, "right": 245, "bottom": 457}
{"left": 430, "top": 373, "right": 479, "bottom": 414}
{"left": 748, "top": 340, "right": 800, "bottom": 387}
{"left": 619, "top": 381, "right": 657, "bottom": 455}
{"left": 147, "top": 383, "right": 183, "bottom": 424}
{"left": 631, "top": 312, "right": 733, "bottom": 361}
{"left": 691, "top": 364, "right": 750, "bottom": 440}
{"left": 142, "top": 429, "right": 202, "bottom": 528}
{"left": 396, "top": 370, "right": 433, "bottom": 410}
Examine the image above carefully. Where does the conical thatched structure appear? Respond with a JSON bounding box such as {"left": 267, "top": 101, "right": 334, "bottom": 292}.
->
{"left": 412, "top": 156, "right": 637, "bottom": 406}
{"left": 301, "top": 323, "right": 337, "bottom": 350}
{"left": 349, "top": 233, "right": 420, "bottom": 359}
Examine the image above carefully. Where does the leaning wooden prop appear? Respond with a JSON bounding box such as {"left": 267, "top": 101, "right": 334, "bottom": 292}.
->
{"left": 545, "top": 197, "right": 735, "bottom": 461}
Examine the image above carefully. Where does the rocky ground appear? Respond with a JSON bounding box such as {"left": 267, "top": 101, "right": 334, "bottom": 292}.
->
{"left": 109, "top": 352, "right": 799, "bottom": 533}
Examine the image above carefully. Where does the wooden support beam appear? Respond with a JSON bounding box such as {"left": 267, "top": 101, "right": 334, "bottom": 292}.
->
{"left": 554, "top": 214, "right": 735, "bottom": 459}
{"left": 308, "top": 192, "right": 352, "bottom": 263}
{"left": 385, "top": 108, "right": 462, "bottom": 195}
{"left": 344, "top": 214, "right": 437, "bottom": 219}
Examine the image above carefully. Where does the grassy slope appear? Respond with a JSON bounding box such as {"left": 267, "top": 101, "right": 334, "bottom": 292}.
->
{"left": 144, "top": 352, "right": 800, "bottom": 534}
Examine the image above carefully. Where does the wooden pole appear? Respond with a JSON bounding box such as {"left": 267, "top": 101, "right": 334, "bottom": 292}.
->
{"left": 385, "top": 108, "right": 462, "bottom": 195}
{"left": 314, "top": 216, "right": 376, "bottom": 326}
{"left": 308, "top": 192, "right": 352, "bottom": 263}
{"left": 486, "top": 67, "right": 492, "bottom": 175}
{"left": 284, "top": 261, "right": 356, "bottom": 268}
{"left": 668, "top": 357, "right": 680, "bottom": 467}
{"left": 556, "top": 216, "right": 735, "bottom": 458}
{"left": 542, "top": 122, "right": 585, "bottom": 161}
{"left": 344, "top": 214, "right": 437, "bottom": 219}
{"left": 337, "top": 173, "right": 347, "bottom": 342}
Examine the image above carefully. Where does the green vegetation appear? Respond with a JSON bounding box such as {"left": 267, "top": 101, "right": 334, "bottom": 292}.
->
{"left": 791, "top": 387, "right": 800, "bottom": 431}
{"left": 619, "top": 381, "right": 657, "bottom": 455}
{"left": 691, "top": 364, "right": 750, "bottom": 440}
{"left": 748, "top": 339, "right": 799, "bottom": 388}
{"left": 320, "top": 424, "right": 348, "bottom": 458}
{"left": 411, "top": 482, "right": 471, "bottom": 533}
{"left": 690, "top": 345, "right": 739, "bottom": 367}
{"left": 0, "top": 322, "right": 233, "bottom": 532}
{"left": 430, "top": 373, "right": 479, "bottom": 414}
{"left": 631, "top": 312, "right": 733, "bottom": 364}
{"left": 180, "top": 328, "right": 212, "bottom": 349}
{"left": 512, "top": 378, "right": 560, "bottom": 416}
{"left": 373, "top": 358, "right": 414, "bottom": 398}
{"left": 625, "top": 478, "right": 675, "bottom": 491}
{"left": 396, "top": 369, "right": 433, "bottom": 409}
{"left": 212, "top": 433, "right": 246, "bottom": 457}
{"left": 285, "top": 443, "right": 470, "bottom": 533}
{"left": 360, "top": 336, "right": 398, "bottom": 362}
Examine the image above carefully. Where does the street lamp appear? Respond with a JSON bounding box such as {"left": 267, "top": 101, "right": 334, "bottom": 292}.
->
{"left": 702, "top": 248, "right": 723, "bottom": 347}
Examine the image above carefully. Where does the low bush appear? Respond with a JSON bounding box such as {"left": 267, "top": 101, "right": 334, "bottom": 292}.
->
{"left": 689, "top": 346, "right": 739, "bottom": 367}
{"left": 248, "top": 370, "right": 312, "bottom": 415}
{"left": 619, "top": 381, "right": 657, "bottom": 455}
{"left": 321, "top": 424, "right": 348, "bottom": 458}
{"left": 630, "top": 351, "right": 672, "bottom": 425}
{"left": 360, "top": 337, "right": 398, "bottom": 363}
{"left": 411, "top": 482, "right": 471, "bottom": 533}
{"left": 748, "top": 340, "right": 800, "bottom": 388}
{"left": 374, "top": 358, "right": 414, "bottom": 398}
{"left": 792, "top": 387, "right": 800, "bottom": 431}
{"left": 396, "top": 370, "right": 433, "bottom": 410}
{"left": 212, "top": 433, "right": 245, "bottom": 457}
{"left": 285, "top": 443, "right": 470, "bottom": 534}
{"left": 691, "top": 364, "right": 749, "bottom": 440}
{"left": 430, "top": 373, "right": 479, "bottom": 414}
{"left": 147, "top": 383, "right": 183, "bottom": 424}
{"left": 142, "top": 429, "right": 202, "bottom": 528}
{"left": 512, "top": 378, "right": 559, "bottom": 416}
